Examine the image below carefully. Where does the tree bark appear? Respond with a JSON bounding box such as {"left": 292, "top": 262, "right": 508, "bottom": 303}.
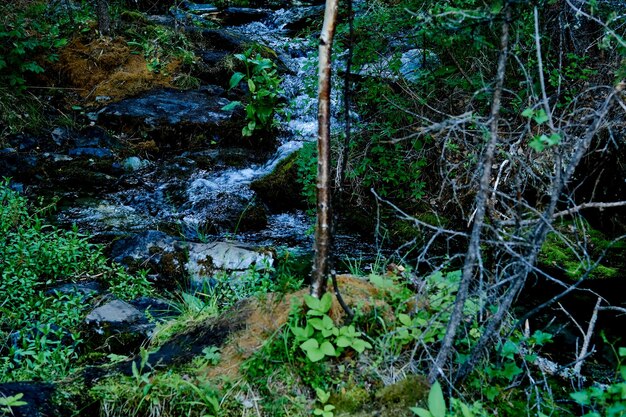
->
{"left": 97, "top": 0, "right": 111, "bottom": 36}
{"left": 310, "top": 0, "right": 339, "bottom": 299}
{"left": 428, "top": 4, "right": 511, "bottom": 383}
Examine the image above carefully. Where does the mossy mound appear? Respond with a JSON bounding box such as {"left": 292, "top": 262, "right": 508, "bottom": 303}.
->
{"left": 538, "top": 220, "right": 626, "bottom": 280}
{"left": 331, "top": 375, "right": 430, "bottom": 417}
{"left": 56, "top": 36, "right": 177, "bottom": 104}
{"left": 251, "top": 150, "right": 307, "bottom": 211}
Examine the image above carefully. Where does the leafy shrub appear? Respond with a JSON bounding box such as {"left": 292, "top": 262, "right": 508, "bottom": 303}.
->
{"left": 224, "top": 48, "right": 285, "bottom": 136}
{"left": 0, "top": 180, "right": 151, "bottom": 381}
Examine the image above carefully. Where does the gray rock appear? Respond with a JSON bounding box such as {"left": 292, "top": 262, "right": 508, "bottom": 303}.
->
{"left": 68, "top": 147, "right": 114, "bottom": 158}
{"left": 122, "top": 156, "right": 151, "bottom": 171}
{"left": 186, "top": 241, "right": 273, "bottom": 288}
{"left": 110, "top": 230, "right": 187, "bottom": 288}
{"left": 46, "top": 281, "right": 103, "bottom": 300}
{"left": 85, "top": 299, "right": 145, "bottom": 326}
{"left": 97, "top": 88, "right": 245, "bottom": 149}
{"left": 85, "top": 299, "right": 153, "bottom": 353}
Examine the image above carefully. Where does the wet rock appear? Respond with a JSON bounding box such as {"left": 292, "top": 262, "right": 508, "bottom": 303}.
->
{"left": 182, "top": 2, "right": 219, "bottom": 14}
{"left": 68, "top": 147, "right": 114, "bottom": 158}
{"left": 186, "top": 241, "right": 273, "bottom": 288}
{"left": 122, "top": 156, "right": 151, "bottom": 171}
{"left": 73, "top": 126, "right": 114, "bottom": 148}
{"left": 6, "top": 133, "right": 41, "bottom": 152}
{"left": 198, "top": 50, "right": 230, "bottom": 67}
{"left": 188, "top": 191, "right": 268, "bottom": 234}
{"left": 272, "top": 5, "right": 324, "bottom": 35}
{"left": 51, "top": 126, "right": 72, "bottom": 147}
{"left": 0, "top": 149, "right": 41, "bottom": 179}
{"left": 85, "top": 299, "right": 152, "bottom": 353}
{"left": 193, "top": 29, "right": 251, "bottom": 52}
{"left": 97, "top": 87, "right": 245, "bottom": 150}
{"left": 129, "top": 296, "right": 178, "bottom": 321}
{"left": 109, "top": 230, "right": 187, "bottom": 288}
{"left": 46, "top": 281, "right": 103, "bottom": 300}
{"left": 251, "top": 150, "right": 306, "bottom": 211}
{"left": 0, "top": 382, "right": 58, "bottom": 417}
{"left": 218, "top": 7, "right": 270, "bottom": 25}
{"left": 57, "top": 203, "right": 155, "bottom": 235}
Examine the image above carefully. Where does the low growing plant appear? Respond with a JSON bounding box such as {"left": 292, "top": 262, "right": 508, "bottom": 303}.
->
{"left": 223, "top": 48, "right": 285, "bottom": 136}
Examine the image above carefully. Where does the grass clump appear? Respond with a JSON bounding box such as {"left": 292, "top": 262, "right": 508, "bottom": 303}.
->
{"left": 0, "top": 179, "right": 152, "bottom": 382}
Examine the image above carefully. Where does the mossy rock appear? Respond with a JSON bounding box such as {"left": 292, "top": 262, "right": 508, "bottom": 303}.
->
{"left": 251, "top": 150, "right": 306, "bottom": 211}
{"left": 539, "top": 220, "right": 626, "bottom": 280}
{"left": 333, "top": 375, "right": 429, "bottom": 417}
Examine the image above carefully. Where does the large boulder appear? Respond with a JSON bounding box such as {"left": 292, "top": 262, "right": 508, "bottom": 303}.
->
{"left": 84, "top": 299, "right": 153, "bottom": 354}
{"left": 186, "top": 241, "right": 274, "bottom": 289}
{"left": 109, "top": 230, "right": 187, "bottom": 289}
{"left": 97, "top": 87, "right": 246, "bottom": 150}
{"left": 251, "top": 150, "right": 307, "bottom": 211}
{"left": 0, "top": 382, "right": 60, "bottom": 417}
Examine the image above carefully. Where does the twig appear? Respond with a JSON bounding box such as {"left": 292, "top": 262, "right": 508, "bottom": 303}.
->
{"left": 574, "top": 297, "right": 602, "bottom": 375}
{"left": 552, "top": 201, "right": 626, "bottom": 219}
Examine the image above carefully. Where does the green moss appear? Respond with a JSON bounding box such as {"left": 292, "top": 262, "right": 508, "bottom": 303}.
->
{"left": 539, "top": 220, "right": 626, "bottom": 280}
{"left": 332, "top": 385, "right": 371, "bottom": 414}
{"left": 375, "top": 375, "right": 429, "bottom": 414}
{"left": 251, "top": 150, "right": 305, "bottom": 210}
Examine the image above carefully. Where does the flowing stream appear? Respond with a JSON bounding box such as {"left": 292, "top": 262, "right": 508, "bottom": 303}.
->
{"left": 54, "top": 3, "right": 375, "bottom": 261}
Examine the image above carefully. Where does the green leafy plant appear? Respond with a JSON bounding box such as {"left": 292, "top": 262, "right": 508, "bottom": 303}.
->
{"left": 0, "top": 392, "right": 27, "bottom": 414}
{"left": 411, "top": 381, "right": 446, "bottom": 417}
{"left": 0, "top": 180, "right": 152, "bottom": 382}
{"left": 570, "top": 347, "right": 626, "bottom": 417}
{"left": 314, "top": 388, "right": 335, "bottom": 417}
{"left": 202, "top": 346, "right": 221, "bottom": 366}
{"left": 290, "top": 293, "right": 372, "bottom": 363}
{"left": 521, "top": 107, "right": 561, "bottom": 152}
{"left": 223, "top": 48, "right": 284, "bottom": 136}
{"left": 411, "top": 381, "right": 489, "bottom": 417}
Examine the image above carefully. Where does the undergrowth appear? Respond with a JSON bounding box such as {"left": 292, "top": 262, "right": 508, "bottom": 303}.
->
{"left": 0, "top": 180, "right": 152, "bottom": 382}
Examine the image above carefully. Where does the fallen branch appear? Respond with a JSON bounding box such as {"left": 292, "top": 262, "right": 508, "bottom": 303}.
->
{"left": 552, "top": 201, "right": 626, "bottom": 219}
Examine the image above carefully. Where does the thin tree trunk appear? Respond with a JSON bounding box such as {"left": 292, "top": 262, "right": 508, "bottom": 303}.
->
{"left": 428, "top": 4, "right": 511, "bottom": 383}
{"left": 97, "top": 0, "right": 111, "bottom": 36}
{"left": 310, "top": 0, "right": 339, "bottom": 299}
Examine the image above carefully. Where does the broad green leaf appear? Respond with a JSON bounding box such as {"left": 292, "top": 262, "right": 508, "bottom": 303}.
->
{"left": 336, "top": 336, "right": 351, "bottom": 348}
{"left": 307, "top": 348, "right": 325, "bottom": 363}
{"left": 618, "top": 347, "right": 626, "bottom": 357}
{"left": 221, "top": 101, "right": 241, "bottom": 111}
{"left": 398, "top": 313, "right": 412, "bottom": 327}
{"left": 501, "top": 340, "right": 518, "bottom": 359}
{"left": 502, "top": 362, "right": 523, "bottom": 381}
{"left": 546, "top": 133, "right": 561, "bottom": 146}
{"left": 300, "top": 338, "right": 318, "bottom": 351}
{"left": 229, "top": 72, "right": 245, "bottom": 89}
{"left": 352, "top": 339, "right": 372, "bottom": 353}
{"left": 304, "top": 294, "right": 321, "bottom": 311}
{"left": 533, "top": 109, "right": 549, "bottom": 124}
{"left": 428, "top": 381, "right": 446, "bottom": 417}
{"left": 319, "top": 341, "right": 336, "bottom": 357}
{"left": 460, "top": 402, "right": 474, "bottom": 417}
{"left": 315, "top": 388, "right": 330, "bottom": 404}
{"left": 529, "top": 136, "right": 545, "bottom": 152}
{"left": 570, "top": 391, "right": 590, "bottom": 405}
{"left": 532, "top": 330, "right": 553, "bottom": 345}
{"left": 409, "top": 407, "right": 433, "bottom": 417}
{"left": 521, "top": 108, "right": 534, "bottom": 118}
{"left": 247, "top": 79, "right": 256, "bottom": 93}
{"left": 319, "top": 292, "right": 333, "bottom": 313}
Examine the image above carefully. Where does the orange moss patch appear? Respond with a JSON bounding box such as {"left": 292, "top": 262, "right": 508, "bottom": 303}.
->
{"left": 203, "top": 275, "right": 390, "bottom": 380}
{"left": 57, "top": 36, "right": 178, "bottom": 103}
